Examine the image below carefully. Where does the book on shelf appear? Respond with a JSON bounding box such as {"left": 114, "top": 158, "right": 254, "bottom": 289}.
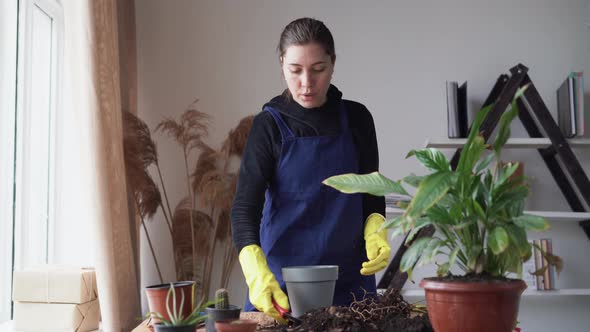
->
{"left": 532, "top": 238, "right": 557, "bottom": 290}
{"left": 446, "top": 81, "right": 468, "bottom": 138}
{"left": 574, "top": 71, "right": 584, "bottom": 136}
{"left": 533, "top": 239, "right": 544, "bottom": 290}
{"left": 541, "top": 239, "right": 552, "bottom": 289}
{"left": 548, "top": 239, "right": 557, "bottom": 289}
{"left": 556, "top": 72, "right": 584, "bottom": 137}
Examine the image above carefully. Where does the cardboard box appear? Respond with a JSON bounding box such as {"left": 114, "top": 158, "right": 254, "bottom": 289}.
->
{"left": 13, "top": 266, "right": 97, "bottom": 304}
{"left": 14, "top": 299, "right": 100, "bottom": 332}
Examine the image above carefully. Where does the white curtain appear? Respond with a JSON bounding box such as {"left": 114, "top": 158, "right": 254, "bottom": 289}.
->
{"left": 62, "top": 0, "right": 140, "bottom": 331}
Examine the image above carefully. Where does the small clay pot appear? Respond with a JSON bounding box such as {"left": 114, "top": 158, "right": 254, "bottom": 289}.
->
{"left": 145, "top": 281, "right": 195, "bottom": 324}
{"left": 214, "top": 319, "right": 257, "bottom": 332}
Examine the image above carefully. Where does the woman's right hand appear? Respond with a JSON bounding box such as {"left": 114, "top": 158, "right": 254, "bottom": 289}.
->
{"left": 238, "top": 244, "right": 290, "bottom": 324}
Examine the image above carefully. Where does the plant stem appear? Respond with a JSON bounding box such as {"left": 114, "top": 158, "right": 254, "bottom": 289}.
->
{"left": 136, "top": 198, "right": 164, "bottom": 284}
{"left": 222, "top": 242, "right": 237, "bottom": 289}
{"left": 155, "top": 162, "right": 174, "bottom": 235}
{"left": 201, "top": 206, "right": 217, "bottom": 302}
{"left": 183, "top": 147, "right": 198, "bottom": 284}
{"left": 161, "top": 202, "right": 184, "bottom": 279}
{"left": 154, "top": 161, "right": 182, "bottom": 279}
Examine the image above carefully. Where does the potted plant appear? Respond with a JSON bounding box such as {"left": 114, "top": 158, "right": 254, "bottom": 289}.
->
{"left": 205, "top": 288, "right": 242, "bottom": 332}
{"left": 147, "top": 282, "right": 210, "bottom": 332}
{"left": 145, "top": 281, "right": 196, "bottom": 326}
{"left": 324, "top": 86, "right": 562, "bottom": 332}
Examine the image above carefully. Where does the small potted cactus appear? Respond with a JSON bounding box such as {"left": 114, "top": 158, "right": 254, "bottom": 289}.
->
{"left": 205, "top": 288, "right": 241, "bottom": 332}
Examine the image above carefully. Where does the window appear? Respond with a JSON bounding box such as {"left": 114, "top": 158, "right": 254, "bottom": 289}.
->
{"left": 0, "top": 0, "right": 19, "bottom": 324}
{"left": 0, "top": 0, "right": 63, "bottom": 323}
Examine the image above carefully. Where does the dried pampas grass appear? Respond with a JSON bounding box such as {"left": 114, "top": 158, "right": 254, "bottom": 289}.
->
{"left": 123, "top": 111, "right": 165, "bottom": 283}
{"left": 155, "top": 99, "right": 210, "bottom": 153}
{"left": 173, "top": 197, "right": 212, "bottom": 281}
{"left": 221, "top": 115, "right": 254, "bottom": 159}
{"left": 123, "top": 99, "right": 254, "bottom": 302}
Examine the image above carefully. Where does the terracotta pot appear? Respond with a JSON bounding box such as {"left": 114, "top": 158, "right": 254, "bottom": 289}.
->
{"left": 145, "top": 281, "right": 196, "bottom": 324}
{"left": 214, "top": 319, "right": 257, "bottom": 332}
{"left": 420, "top": 278, "right": 526, "bottom": 332}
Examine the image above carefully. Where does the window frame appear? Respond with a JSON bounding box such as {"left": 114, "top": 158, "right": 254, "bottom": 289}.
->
{"left": 13, "top": 0, "right": 64, "bottom": 271}
{"left": 0, "top": 0, "right": 19, "bottom": 324}
{"left": 0, "top": 0, "right": 64, "bottom": 322}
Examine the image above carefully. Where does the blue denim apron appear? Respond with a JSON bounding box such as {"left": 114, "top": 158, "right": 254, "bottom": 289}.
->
{"left": 244, "top": 101, "right": 375, "bottom": 311}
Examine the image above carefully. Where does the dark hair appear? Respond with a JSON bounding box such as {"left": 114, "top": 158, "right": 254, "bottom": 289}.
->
{"left": 278, "top": 17, "right": 336, "bottom": 63}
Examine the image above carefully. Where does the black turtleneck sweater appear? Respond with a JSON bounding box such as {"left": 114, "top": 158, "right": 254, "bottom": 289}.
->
{"left": 231, "top": 85, "right": 385, "bottom": 252}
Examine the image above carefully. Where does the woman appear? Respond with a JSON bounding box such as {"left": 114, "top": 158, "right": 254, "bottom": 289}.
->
{"left": 230, "top": 17, "right": 389, "bottom": 323}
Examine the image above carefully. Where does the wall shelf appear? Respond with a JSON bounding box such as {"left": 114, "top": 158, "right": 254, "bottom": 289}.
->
{"left": 425, "top": 138, "right": 590, "bottom": 149}
{"left": 386, "top": 207, "right": 590, "bottom": 222}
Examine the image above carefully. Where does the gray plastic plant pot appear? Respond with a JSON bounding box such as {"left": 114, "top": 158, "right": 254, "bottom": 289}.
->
{"left": 282, "top": 265, "right": 338, "bottom": 318}
{"left": 153, "top": 323, "right": 197, "bottom": 332}
{"left": 205, "top": 304, "right": 241, "bottom": 332}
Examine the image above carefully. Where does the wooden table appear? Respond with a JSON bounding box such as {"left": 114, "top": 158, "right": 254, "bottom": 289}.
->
{"left": 132, "top": 312, "right": 275, "bottom": 332}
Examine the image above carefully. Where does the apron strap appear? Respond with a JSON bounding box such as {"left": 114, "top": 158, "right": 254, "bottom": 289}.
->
{"left": 264, "top": 106, "right": 295, "bottom": 140}
{"left": 338, "top": 100, "right": 349, "bottom": 131}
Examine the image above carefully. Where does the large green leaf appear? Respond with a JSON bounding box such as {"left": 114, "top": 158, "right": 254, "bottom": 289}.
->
{"left": 404, "top": 171, "right": 454, "bottom": 222}
{"left": 405, "top": 218, "right": 432, "bottom": 244}
{"left": 402, "top": 173, "right": 425, "bottom": 188}
{"left": 493, "top": 84, "right": 527, "bottom": 154}
{"left": 383, "top": 216, "right": 406, "bottom": 239}
{"left": 513, "top": 214, "right": 549, "bottom": 231}
{"left": 475, "top": 152, "right": 495, "bottom": 174}
{"left": 494, "top": 162, "right": 520, "bottom": 190}
{"left": 513, "top": 84, "right": 529, "bottom": 100}
{"left": 436, "top": 246, "right": 460, "bottom": 276}
{"left": 457, "top": 104, "right": 493, "bottom": 174}
{"left": 507, "top": 195, "right": 525, "bottom": 217}
{"left": 472, "top": 200, "right": 486, "bottom": 222}
{"left": 502, "top": 247, "right": 523, "bottom": 276}
{"left": 467, "top": 244, "right": 483, "bottom": 271}
{"left": 416, "top": 238, "right": 443, "bottom": 268}
{"left": 400, "top": 237, "right": 432, "bottom": 280}
{"left": 436, "top": 262, "right": 451, "bottom": 277}
{"left": 488, "top": 226, "right": 509, "bottom": 255}
{"left": 406, "top": 148, "right": 450, "bottom": 172}
{"left": 493, "top": 103, "right": 518, "bottom": 154}
{"left": 505, "top": 224, "right": 530, "bottom": 257}
{"left": 323, "top": 171, "right": 408, "bottom": 196}
{"left": 448, "top": 246, "right": 460, "bottom": 267}
{"left": 425, "top": 204, "right": 455, "bottom": 225}
{"left": 462, "top": 135, "right": 488, "bottom": 175}
{"left": 490, "top": 186, "right": 529, "bottom": 214}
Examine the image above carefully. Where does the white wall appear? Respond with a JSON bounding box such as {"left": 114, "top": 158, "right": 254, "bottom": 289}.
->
{"left": 135, "top": 1, "right": 590, "bottom": 331}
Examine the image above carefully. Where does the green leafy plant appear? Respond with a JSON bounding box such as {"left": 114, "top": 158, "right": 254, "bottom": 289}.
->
{"left": 146, "top": 283, "right": 211, "bottom": 326}
{"left": 324, "top": 85, "right": 562, "bottom": 281}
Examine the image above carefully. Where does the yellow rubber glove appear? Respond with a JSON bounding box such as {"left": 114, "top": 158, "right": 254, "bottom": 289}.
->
{"left": 361, "top": 213, "right": 391, "bottom": 275}
{"left": 238, "top": 244, "right": 290, "bottom": 324}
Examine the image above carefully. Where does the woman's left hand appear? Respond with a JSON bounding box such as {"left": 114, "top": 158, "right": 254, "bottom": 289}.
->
{"left": 360, "top": 213, "right": 391, "bottom": 275}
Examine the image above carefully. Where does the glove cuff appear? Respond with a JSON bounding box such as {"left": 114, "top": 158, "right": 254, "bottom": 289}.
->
{"left": 239, "top": 245, "right": 272, "bottom": 283}
{"left": 364, "top": 213, "right": 386, "bottom": 240}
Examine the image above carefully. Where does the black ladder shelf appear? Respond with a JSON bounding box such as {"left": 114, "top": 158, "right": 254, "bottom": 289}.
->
{"left": 378, "top": 63, "right": 590, "bottom": 290}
